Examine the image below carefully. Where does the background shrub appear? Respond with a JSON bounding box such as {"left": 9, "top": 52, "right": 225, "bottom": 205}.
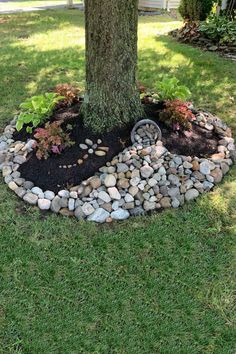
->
{"left": 179, "top": 0, "right": 214, "bottom": 21}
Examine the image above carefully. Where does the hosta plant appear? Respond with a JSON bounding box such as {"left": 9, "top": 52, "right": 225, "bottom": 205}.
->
{"left": 156, "top": 77, "right": 191, "bottom": 101}
{"left": 33, "top": 121, "right": 74, "bottom": 160}
{"left": 16, "top": 93, "right": 64, "bottom": 133}
{"left": 200, "top": 15, "right": 236, "bottom": 45}
{"left": 159, "top": 99, "right": 195, "bottom": 131}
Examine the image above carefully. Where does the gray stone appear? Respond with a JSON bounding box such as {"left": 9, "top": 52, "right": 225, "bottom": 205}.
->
{"left": 85, "top": 138, "right": 93, "bottom": 146}
{"left": 104, "top": 174, "right": 116, "bottom": 187}
{"left": 183, "top": 161, "right": 193, "bottom": 169}
{"left": 44, "top": 190, "right": 55, "bottom": 200}
{"left": 112, "top": 201, "right": 120, "bottom": 210}
{"left": 38, "top": 199, "right": 51, "bottom": 210}
{"left": 79, "top": 143, "right": 88, "bottom": 150}
{"left": 130, "top": 177, "right": 140, "bottom": 186}
{"left": 68, "top": 198, "right": 75, "bottom": 211}
{"left": 98, "top": 191, "right": 111, "bottom": 203}
{"left": 199, "top": 161, "right": 211, "bottom": 175}
{"left": 14, "top": 187, "right": 26, "bottom": 198}
{"left": 2, "top": 166, "right": 12, "bottom": 177}
{"left": 143, "top": 200, "right": 156, "bottom": 211}
{"left": 82, "top": 202, "right": 95, "bottom": 216}
{"left": 129, "top": 206, "right": 145, "bottom": 216}
{"left": 124, "top": 193, "right": 134, "bottom": 203}
{"left": 51, "top": 196, "right": 61, "bottom": 213}
{"left": 0, "top": 141, "right": 8, "bottom": 151}
{"left": 171, "top": 198, "right": 180, "bottom": 208}
{"left": 31, "top": 187, "right": 44, "bottom": 198}
{"left": 59, "top": 197, "right": 68, "bottom": 208}
{"left": 168, "top": 174, "right": 179, "bottom": 185}
{"left": 148, "top": 178, "right": 157, "bottom": 187}
{"left": 140, "top": 165, "right": 154, "bottom": 178}
{"left": 117, "top": 163, "right": 129, "bottom": 173}
{"left": 158, "top": 166, "right": 166, "bottom": 175}
{"left": 23, "top": 181, "right": 34, "bottom": 190}
{"left": 13, "top": 155, "right": 26, "bottom": 164}
{"left": 185, "top": 189, "right": 199, "bottom": 201}
{"left": 107, "top": 187, "right": 121, "bottom": 200}
{"left": 58, "top": 190, "right": 70, "bottom": 198}
{"left": 168, "top": 187, "right": 180, "bottom": 198}
{"left": 111, "top": 208, "right": 129, "bottom": 220}
{"left": 23, "top": 192, "right": 38, "bottom": 205}
{"left": 128, "top": 186, "right": 139, "bottom": 196}
{"left": 74, "top": 206, "right": 85, "bottom": 220}
{"left": 87, "top": 208, "right": 110, "bottom": 223}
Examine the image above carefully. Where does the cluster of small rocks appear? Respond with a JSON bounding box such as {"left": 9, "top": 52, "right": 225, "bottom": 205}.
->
{"left": 78, "top": 138, "right": 109, "bottom": 162}
{"left": 0, "top": 110, "right": 235, "bottom": 223}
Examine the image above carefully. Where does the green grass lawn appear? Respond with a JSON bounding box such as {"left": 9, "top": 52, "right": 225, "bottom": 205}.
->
{"left": 0, "top": 0, "right": 82, "bottom": 11}
{"left": 0, "top": 10, "right": 236, "bottom": 353}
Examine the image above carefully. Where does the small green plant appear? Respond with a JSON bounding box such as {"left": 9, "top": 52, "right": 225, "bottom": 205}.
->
{"left": 16, "top": 93, "right": 64, "bottom": 133}
{"left": 33, "top": 121, "right": 74, "bottom": 160}
{"left": 159, "top": 99, "right": 195, "bottom": 131}
{"left": 156, "top": 77, "right": 191, "bottom": 101}
{"left": 200, "top": 15, "right": 236, "bottom": 45}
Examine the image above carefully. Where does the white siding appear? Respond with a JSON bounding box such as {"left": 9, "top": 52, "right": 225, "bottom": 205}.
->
{"left": 167, "top": 0, "right": 180, "bottom": 9}
{"left": 139, "top": 0, "right": 165, "bottom": 10}
{"left": 138, "top": 0, "right": 180, "bottom": 10}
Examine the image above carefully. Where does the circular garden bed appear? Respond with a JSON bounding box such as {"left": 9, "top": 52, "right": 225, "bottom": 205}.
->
{"left": 0, "top": 94, "right": 235, "bottom": 223}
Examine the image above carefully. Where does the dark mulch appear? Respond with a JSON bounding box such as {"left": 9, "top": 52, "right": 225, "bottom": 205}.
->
{"left": 15, "top": 102, "right": 219, "bottom": 193}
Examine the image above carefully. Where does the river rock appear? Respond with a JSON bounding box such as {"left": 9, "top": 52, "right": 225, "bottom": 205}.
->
{"left": 87, "top": 208, "right": 110, "bottom": 223}
{"left": 38, "top": 199, "right": 51, "bottom": 210}
{"left": 111, "top": 208, "right": 129, "bottom": 220}
{"left": 185, "top": 188, "right": 199, "bottom": 201}
{"left": 104, "top": 174, "right": 116, "bottom": 187}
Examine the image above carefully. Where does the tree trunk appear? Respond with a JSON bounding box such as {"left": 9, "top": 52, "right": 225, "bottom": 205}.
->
{"left": 83, "top": 0, "right": 144, "bottom": 133}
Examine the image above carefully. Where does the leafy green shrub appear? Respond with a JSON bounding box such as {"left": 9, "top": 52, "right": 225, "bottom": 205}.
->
{"left": 159, "top": 99, "right": 195, "bottom": 131}
{"left": 34, "top": 121, "right": 74, "bottom": 160}
{"left": 156, "top": 77, "right": 191, "bottom": 101}
{"left": 179, "top": 0, "right": 214, "bottom": 21}
{"left": 200, "top": 15, "right": 236, "bottom": 44}
{"left": 16, "top": 93, "right": 64, "bottom": 133}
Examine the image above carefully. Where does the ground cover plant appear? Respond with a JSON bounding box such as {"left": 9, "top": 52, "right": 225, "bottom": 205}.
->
{"left": 0, "top": 9, "right": 236, "bottom": 353}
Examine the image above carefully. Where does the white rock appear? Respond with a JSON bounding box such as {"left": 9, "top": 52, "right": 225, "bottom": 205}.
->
{"left": 87, "top": 208, "right": 110, "bottom": 223}
{"left": 199, "top": 161, "right": 211, "bottom": 175}
{"left": 58, "top": 190, "right": 70, "bottom": 198}
{"left": 98, "top": 191, "right": 111, "bottom": 203}
{"left": 104, "top": 174, "right": 116, "bottom": 187}
{"left": 107, "top": 187, "right": 121, "bottom": 200}
{"left": 185, "top": 189, "right": 199, "bottom": 201}
{"left": 124, "top": 193, "right": 134, "bottom": 203}
{"left": 111, "top": 208, "right": 129, "bottom": 220}
{"left": 82, "top": 202, "right": 95, "bottom": 216}
{"left": 44, "top": 190, "right": 55, "bottom": 200}
{"left": 38, "top": 199, "right": 51, "bottom": 210}
{"left": 140, "top": 165, "right": 154, "bottom": 178}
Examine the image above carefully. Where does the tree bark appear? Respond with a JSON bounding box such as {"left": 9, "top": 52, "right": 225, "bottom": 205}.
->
{"left": 83, "top": 0, "right": 144, "bottom": 132}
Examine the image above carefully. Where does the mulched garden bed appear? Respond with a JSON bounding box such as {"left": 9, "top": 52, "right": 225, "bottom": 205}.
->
{"left": 14, "top": 101, "right": 219, "bottom": 193}
{"left": 169, "top": 27, "right": 236, "bottom": 61}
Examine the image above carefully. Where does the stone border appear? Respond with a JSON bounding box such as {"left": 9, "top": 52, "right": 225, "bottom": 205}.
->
{"left": 0, "top": 109, "right": 235, "bottom": 223}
